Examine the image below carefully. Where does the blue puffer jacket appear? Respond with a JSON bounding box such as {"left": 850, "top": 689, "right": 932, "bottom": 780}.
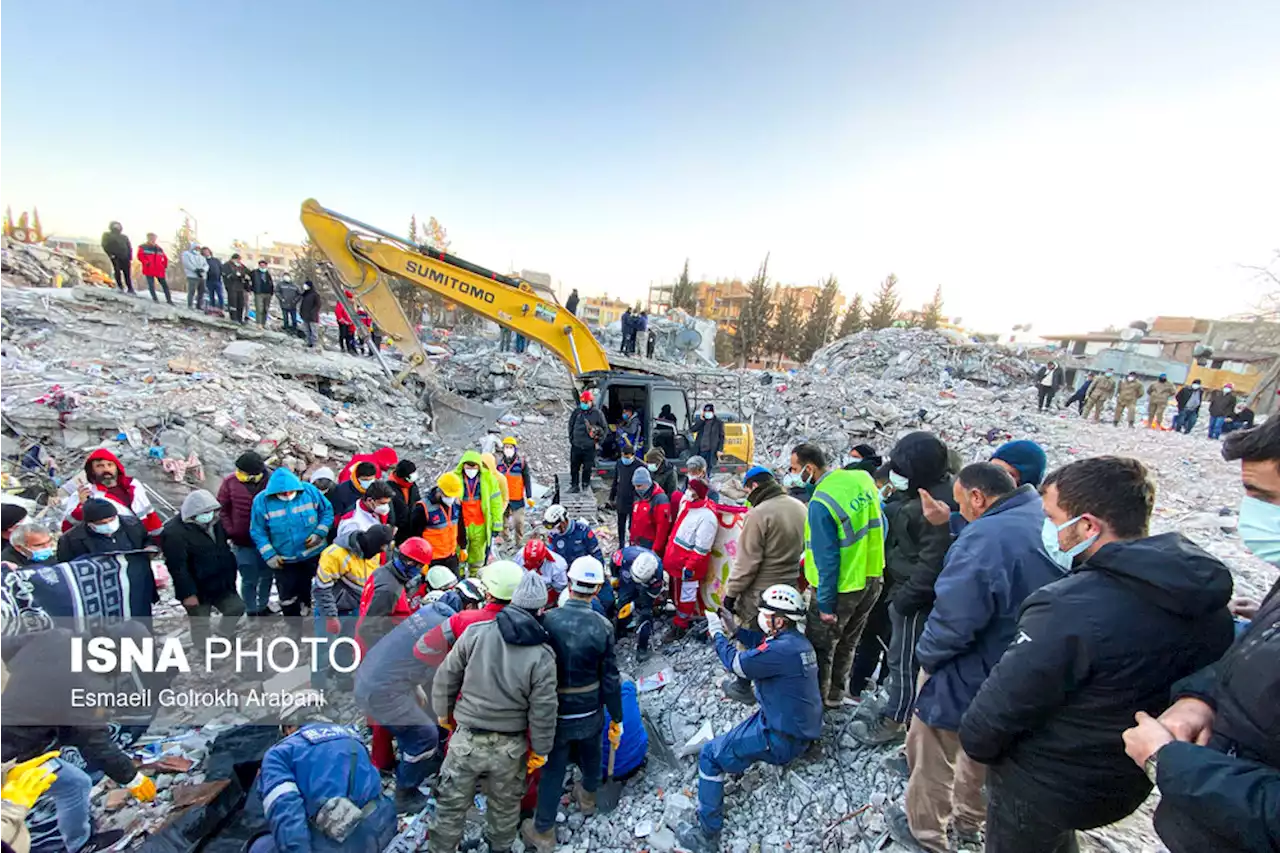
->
{"left": 258, "top": 723, "right": 396, "bottom": 853}
{"left": 250, "top": 469, "right": 334, "bottom": 563}
{"left": 713, "top": 628, "right": 822, "bottom": 740}
{"left": 354, "top": 594, "right": 459, "bottom": 723}
{"left": 915, "top": 486, "right": 1065, "bottom": 731}
{"left": 549, "top": 519, "right": 604, "bottom": 565}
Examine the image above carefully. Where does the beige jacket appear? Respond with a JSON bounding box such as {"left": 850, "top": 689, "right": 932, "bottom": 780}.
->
{"left": 724, "top": 482, "right": 807, "bottom": 624}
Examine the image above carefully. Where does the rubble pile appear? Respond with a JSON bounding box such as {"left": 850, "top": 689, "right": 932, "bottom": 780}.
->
{"left": 2, "top": 236, "right": 113, "bottom": 288}
{"left": 810, "top": 327, "right": 1039, "bottom": 387}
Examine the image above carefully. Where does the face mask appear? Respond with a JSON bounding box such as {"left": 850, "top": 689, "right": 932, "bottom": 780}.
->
{"left": 442, "top": 496, "right": 456, "bottom": 508}
{"left": 647, "top": 463, "right": 659, "bottom": 472}
{"left": 1127, "top": 375, "right": 1136, "bottom": 381}
{"left": 276, "top": 491, "right": 299, "bottom": 502}
{"left": 1041, "top": 516, "right": 1098, "bottom": 570}
{"left": 28, "top": 546, "right": 55, "bottom": 562}
{"left": 236, "top": 470, "right": 262, "bottom": 483}
{"left": 621, "top": 413, "right": 631, "bottom": 421}
{"left": 1238, "top": 496, "right": 1280, "bottom": 565}
{"left": 91, "top": 519, "right": 120, "bottom": 536}
{"left": 621, "top": 455, "right": 634, "bottom": 465}
{"left": 503, "top": 448, "right": 515, "bottom": 458}
{"left": 194, "top": 511, "right": 216, "bottom": 525}
{"left": 373, "top": 503, "right": 391, "bottom": 517}
{"left": 888, "top": 471, "right": 909, "bottom": 491}
{"left": 407, "top": 472, "right": 419, "bottom": 483}
{"left": 703, "top": 412, "right": 714, "bottom": 420}
{"left": 757, "top": 612, "right": 774, "bottom": 635}
{"left": 465, "top": 468, "right": 479, "bottom": 479}
{"left": 781, "top": 472, "right": 803, "bottom": 490}
{"left": 1192, "top": 383, "right": 1201, "bottom": 389}
{"left": 799, "top": 466, "right": 817, "bottom": 486}
{"left": 357, "top": 478, "right": 374, "bottom": 491}
{"left": 580, "top": 403, "right": 590, "bottom": 411}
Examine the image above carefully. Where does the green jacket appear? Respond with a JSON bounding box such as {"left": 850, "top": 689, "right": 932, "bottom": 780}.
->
{"left": 803, "top": 469, "right": 886, "bottom": 613}
{"left": 455, "top": 450, "right": 505, "bottom": 541}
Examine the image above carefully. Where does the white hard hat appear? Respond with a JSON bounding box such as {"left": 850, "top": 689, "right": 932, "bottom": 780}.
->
{"left": 424, "top": 589, "right": 447, "bottom": 604}
{"left": 758, "top": 584, "right": 806, "bottom": 622}
{"left": 425, "top": 565, "right": 458, "bottom": 591}
{"left": 568, "top": 556, "right": 606, "bottom": 593}
{"left": 543, "top": 504, "right": 569, "bottom": 527}
{"left": 629, "top": 550, "right": 660, "bottom": 584}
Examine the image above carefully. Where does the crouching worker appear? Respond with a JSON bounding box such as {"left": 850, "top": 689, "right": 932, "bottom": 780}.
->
{"left": 312, "top": 525, "right": 393, "bottom": 691}
{"left": 251, "top": 691, "right": 396, "bottom": 853}
{"left": 678, "top": 585, "right": 822, "bottom": 852}
{"left": 614, "top": 546, "right": 664, "bottom": 662}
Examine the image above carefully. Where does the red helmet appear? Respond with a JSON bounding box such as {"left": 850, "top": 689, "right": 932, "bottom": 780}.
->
{"left": 398, "top": 537, "right": 433, "bottom": 567}
{"left": 579, "top": 390, "right": 594, "bottom": 404}
{"left": 523, "top": 538, "right": 549, "bottom": 568}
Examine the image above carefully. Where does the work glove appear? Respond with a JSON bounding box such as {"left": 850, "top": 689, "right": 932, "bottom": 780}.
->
{"left": 705, "top": 611, "right": 725, "bottom": 638}
{"left": 127, "top": 772, "right": 157, "bottom": 803}
{"left": 437, "top": 716, "right": 454, "bottom": 732}
{"left": 266, "top": 556, "right": 283, "bottom": 570}
{"left": 1, "top": 751, "right": 60, "bottom": 809}
{"left": 526, "top": 752, "right": 547, "bottom": 774}
{"left": 304, "top": 534, "right": 322, "bottom": 548}
{"left": 617, "top": 602, "right": 634, "bottom": 620}
{"left": 526, "top": 498, "right": 535, "bottom": 508}
{"left": 718, "top": 608, "right": 738, "bottom": 639}
{"left": 325, "top": 617, "right": 342, "bottom": 635}
{"left": 608, "top": 722, "right": 624, "bottom": 750}
{"left": 458, "top": 549, "right": 468, "bottom": 564}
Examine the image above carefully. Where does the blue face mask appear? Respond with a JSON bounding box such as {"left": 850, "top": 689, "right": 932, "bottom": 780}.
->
{"left": 90, "top": 519, "right": 120, "bottom": 536}
{"left": 29, "top": 546, "right": 55, "bottom": 562}
{"left": 357, "top": 478, "right": 375, "bottom": 490}
{"left": 194, "top": 511, "right": 216, "bottom": 525}
{"left": 1041, "top": 516, "right": 1097, "bottom": 570}
{"left": 1238, "top": 496, "right": 1280, "bottom": 565}
{"left": 580, "top": 403, "right": 590, "bottom": 411}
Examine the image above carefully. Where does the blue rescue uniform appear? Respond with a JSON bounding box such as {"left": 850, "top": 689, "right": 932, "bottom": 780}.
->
{"left": 697, "top": 629, "right": 822, "bottom": 834}
{"left": 549, "top": 519, "right": 604, "bottom": 566}
{"left": 615, "top": 546, "right": 664, "bottom": 653}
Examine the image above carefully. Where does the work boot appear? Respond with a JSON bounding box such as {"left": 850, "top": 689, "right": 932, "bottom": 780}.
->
{"left": 520, "top": 818, "right": 557, "bottom": 853}
{"left": 394, "top": 786, "right": 431, "bottom": 814}
{"left": 636, "top": 645, "right": 652, "bottom": 664}
{"left": 721, "top": 676, "right": 756, "bottom": 705}
{"left": 885, "top": 806, "right": 928, "bottom": 852}
{"left": 883, "top": 752, "right": 910, "bottom": 779}
{"left": 851, "top": 715, "right": 905, "bottom": 746}
{"left": 81, "top": 830, "right": 127, "bottom": 853}
{"left": 951, "top": 823, "right": 983, "bottom": 849}
{"left": 674, "top": 820, "right": 720, "bottom": 853}
{"left": 573, "top": 780, "right": 597, "bottom": 816}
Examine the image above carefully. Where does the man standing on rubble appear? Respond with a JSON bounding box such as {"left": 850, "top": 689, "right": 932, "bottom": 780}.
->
{"left": 1208, "top": 383, "right": 1239, "bottom": 440}
{"left": 792, "top": 443, "right": 886, "bottom": 711}
{"left": 1034, "top": 361, "right": 1064, "bottom": 411}
{"left": 455, "top": 451, "right": 505, "bottom": 573}
{"left": 692, "top": 404, "right": 726, "bottom": 474}
{"left": 101, "top": 221, "right": 134, "bottom": 295}
{"left": 250, "top": 468, "right": 333, "bottom": 623}
{"left": 223, "top": 252, "right": 251, "bottom": 323}
{"left": 1173, "top": 378, "right": 1205, "bottom": 434}
{"left": 137, "top": 232, "right": 171, "bottom": 304}
{"left": 201, "top": 247, "right": 224, "bottom": 311}
{"left": 620, "top": 307, "right": 634, "bottom": 354}
{"left": 629, "top": 466, "right": 673, "bottom": 554}
{"left": 496, "top": 437, "right": 534, "bottom": 543}
{"left": 960, "top": 456, "right": 1234, "bottom": 853}
{"left": 251, "top": 259, "right": 274, "bottom": 328}
{"left": 62, "top": 448, "right": 162, "bottom": 537}
{"left": 218, "top": 452, "right": 273, "bottom": 617}
{"left": 408, "top": 473, "right": 463, "bottom": 571}
{"left": 565, "top": 288, "right": 580, "bottom": 316}
{"left": 276, "top": 274, "right": 301, "bottom": 334}
{"left": 430, "top": 571, "right": 558, "bottom": 853}
{"left": 330, "top": 461, "right": 377, "bottom": 521}
{"left": 181, "top": 242, "right": 208, "bottom": 311}
{"left": 1114, "top": 372, "right": 1145, "bottom": 427}
{"left": 1083, "top": 368, "right": 1117, "bottom": 422}
{"left": 161, "top": 489, "right": 246, "bottom": 650}
{"left": 335, "top": 481, "right": 396, "bottom": 543}
{"left": 1063, "top": 373, "right": 1092, "bottom": 415}
{"left": 885, "top": 463, "right": 1061, "bottom": 853}
{"left": 387, "top": 460, "right": 422, "bottom": 544}
{"left": 1146, "top": 373, "right": 1176, "bottom": 429}
{"left": 568, "top": 390, "right": 607, "bottom": 493}
{"left": 299, "top": 280, "right": 322, "bottom": 348}
{"left": 609, "top": 439, "right": 642, "bottom": 545}
{"left": 2, "top": 522, "right": 57, "bottom": 568}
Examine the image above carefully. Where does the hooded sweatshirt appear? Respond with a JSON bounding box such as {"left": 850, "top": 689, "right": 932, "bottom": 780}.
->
{"left": 338, "top": 448, "right": 399, "bottom": 483}
{"left": 454, "top": 450, "right": 504, "bottom": 541}
{"left": 62, "top": 448, "right": 161, "bottom": 534}
{"left": 161, "top": 490, "right": 237, "bottom": 602}
{"left": 313, "top": 531, "right": 384, "bottom": 617}
{"left": 249, "top": 469, "right": 333, "bottom": 564}
{"left": 884, "top": 432, "right": 957, "bottom": 615}
{"left": 960, "top": 532, "right": 1234, "bottom": 828}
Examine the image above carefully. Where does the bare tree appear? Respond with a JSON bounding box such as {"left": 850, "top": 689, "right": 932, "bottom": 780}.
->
{"left": 1241, "top": 250, "right": 1280, "bottom": 320}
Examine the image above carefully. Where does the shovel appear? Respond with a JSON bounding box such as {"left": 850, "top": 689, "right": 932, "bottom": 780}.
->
{"left": 597, "top": 741, "right": 623, "bottom": 813}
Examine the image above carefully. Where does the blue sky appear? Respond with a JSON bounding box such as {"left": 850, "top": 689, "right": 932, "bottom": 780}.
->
{"left": 4, "top": 0, "right": 1279, "bottom": 335}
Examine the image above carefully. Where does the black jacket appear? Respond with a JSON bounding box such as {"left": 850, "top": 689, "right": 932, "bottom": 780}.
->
{"left": 650, "top": 461, "right": 679, "bottom": 498}
{"left": 541, "top": 598, "right": 624, "bottom": 735}
{"left": 0, "top": 543, "right": 53, "bottom": 569}
{"left": 569, "top": 406, "right": 607, "bottom": 452}
{"left": 224, "top": 261, "right": 252, "bottom": 293}
{"left": 960, "top": 533, "right": 1234, "bottom": 830}
{"left": 565, "top": 292, "right": 579, "bottom": 315}
{"left": 692, "top": 416, "right": 725, "bottom": 457}
{"left": 56, "top": 517, "right": 158, "bottom": 617}
{"left": 1034, "top": 366, "right": 1065, "bottom": 390}
{"left": 1153, "top": 584, "right": 1280, "bottom": 853}
{"left": 159, "top": 516, "right": 239, "bottom": 602}
{"left": 101, "top": 230, "right": 131, "bottom": 262}
{"left": 251, "top": 268, "right": 274, "bottom": 296}
{"left": 609, "top": 457, "right": 642, "bottom": 509}
{"left": 330, "top": 480, "right": 364, "bottom": 522}
{"left": 299, "top": 287, "right": 321, "bottom": 322}
{"left": 1175, "top": 385, "right": 1205, "bottom": 413}
{"left": 884, "top": 431, "right": 957, "bottom": 615}
{"left": 205, "top": 256, "right": 223, "bottom": 283}
{"left": 1209, "top": 389, "right": 1238, "bottom": 418}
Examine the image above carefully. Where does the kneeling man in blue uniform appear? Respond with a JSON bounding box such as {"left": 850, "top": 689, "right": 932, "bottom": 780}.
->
{"left": 678, "top": 584, "right": 823, "bottom": 852}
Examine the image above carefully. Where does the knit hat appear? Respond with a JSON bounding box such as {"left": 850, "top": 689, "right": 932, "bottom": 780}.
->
{"left": 687, "top": 478, "right": 709, "bottom": 500}
{"left": 991, "top": 440, "right": 1048, "bottom": 487}
{"left": 308, "top": 466, "right": 336, "bottom": 484}
{"left": 82, "top": 499, "right": 117, "bottom": 523}
{"left": 394, "top": 460, "right": 417, "bottom": 479}
{"left": 1, "top": 503, "right": 28, "bottom": 532}
{"left": 373, "top": 447, "right": 399, "bottom": 468}
{"left": 236, "top": 452, "right": 266, "bottom": 476}
{"left": 511, "top": 571, "right": 548, "bottom": 611}
{"left": 180, "top": 489, "right": 221, "bottom": 521}
{"left": 644, "top": 448, "right": 666, "bottom": 465}
{"left": 354, "top": 524, "right": 394, "bottom": 559}
{"left": 631, "top": 467, "right": 652, "bottom": 489}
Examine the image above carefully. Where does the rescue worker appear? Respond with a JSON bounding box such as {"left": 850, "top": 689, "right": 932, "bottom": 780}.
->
{"left": 496, "top": 437, "right": 535, "bottom": 543}
{"left": 516, "top": 538, "right": 568, "bottom": 599}
{"left": 792, "top": 443, "right": 886, "bottom": 710}
{"left": 679, "top": 585, "right": 822, "bottom": 852}
{"left": 1114, "top": 372, "right": 1145, "bottom": 427}
{"left": 62, "top": 447, "right": 162, "bottom": 536}
{"left": 663, "top": 478, "right": 718, "bottom": 640}
{"left": 329, "top": 461, "right": 377, "bottom": 521}
{"left": 721, "top": 466, "right": 806, "bottom": 704}
{"left": 1173, "top": 379, "right": 1205, "bottom": 434}
{"left": 413, "top": 560, "right": 522, "bottom": 668}
{"left": 608, "top": 438, "right": 642, "bottom": 545}
{"left": 354, "top": 579, "right": 484, "bottom": 813}
{"left": 521, "top": 557, "right": 625, "bottom": 853}
{"left": 408, "top": 473, "right": 463, "bottom": 571}
{"left": 644, "top": 448, "right": 679, "bottom": 497}
{"left": 387, "top": 460, "right": 422, "bottom": 543}
{"left": 456, "top": 450, "right": 505, "bottom": 574}
{"left": 614, "top": 546, "right": 664, "bottom": 662}
{"left": 568, "top": 390, "right": 607, "bottom": 493}
{"left": 312, "top": 525, "right": 393, "bottom": 690}
{"left": 481, "top": 451, "right": 511, "bottom": 511}
{"left": 628, "top": 466, "right": 672, "bottom": 553}
{"left": 249, "top": 468, "right": 333, "bottom": 621}
{"left": 1083, "top": 369, "right": 1117, "bottom": 422}
{"left": 542, "top": 504, "right": 605, "bottom": 566}
{"left": 1146, "top": 373, "right": 1176, "bottom": 429}
{"left": 334, "top": 480, "right": 395, "bottom": 543}
{"left": 430, "top": 571, "right": 558, "bottom": 853}
{"left": 253, "top": 691, "right": 396, "bottom": 853}
{"left": 691, "top": 403, "right": 726, "bottom": 473}
{"left": 218, "top": 451, "right": 273, "bottom": 617}
{"left": 338, "top": 446, "right": 399, "bottom": 483}
{"left": 617, "top": 403, "right": 644, "bottom": 453}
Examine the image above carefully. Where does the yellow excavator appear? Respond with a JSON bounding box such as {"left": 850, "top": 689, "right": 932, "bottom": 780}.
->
{"left": 299, "top": 199, "right": 755, "bottom": 479}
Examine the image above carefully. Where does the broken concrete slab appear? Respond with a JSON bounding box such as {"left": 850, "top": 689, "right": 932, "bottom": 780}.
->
{"left": 223, "top": 341, "right": 266, "bottom": 364}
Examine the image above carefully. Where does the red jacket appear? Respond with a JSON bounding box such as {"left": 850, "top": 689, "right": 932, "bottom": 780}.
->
{"left": 412, "top": 602, "right": 503, "bottom": 668}
{"left": 137, "top": 243, "right": 168, "bottom": 277}
{"left": 630, "top": 486, "right": 672, "bottom": 555}
{"left": 338, "top": 447, "right": 399, "bottom": 483}
{"left": 62, "top": 448, "right": 162, "bottom": 535}
{"left": 335, "top": 300, "right": 354, "bottom": 328}
{"left": 216, "top": 473, "right": 267, "bottom": 547}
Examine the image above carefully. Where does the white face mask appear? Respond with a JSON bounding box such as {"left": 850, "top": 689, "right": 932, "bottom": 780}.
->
{"left": 1041, "top": 516, "right": 1098, "bottom": 570}
{"left": 276, "top": 491, "right": 299, "bottom": 502}
{"left": 757, "top": 612, "right": 774, "bottom": 635}
{"left": 888, "top": 471, "right": 909, "bottom": 491}
{"left": 357, "top": 478, "right": 374, "bottom": 490}
{"left": 407, "top": 472, "right": 419, "bottom": 483}
{"left": 465, "top": 467, "right": 479, "bottom": 479}
{"left": 373, "top": 503, "right": 391, "bottom": 517}
{"left": 1238, "top": 496, "right": 1280, "bottom": 565}
{"left": 91, "top": 518, "right": 121, "bottom": 536}
{"left": 442, "top": 496, "right": 457, "bottom": 508}
{"left": 503, "top": 448, "right": 515, "bottom": 458}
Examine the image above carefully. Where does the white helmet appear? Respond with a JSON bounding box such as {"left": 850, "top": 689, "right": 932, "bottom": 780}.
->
{"left": 424, "top": 589, "right": 447, "bottom": 604}
{"left": 758, "top": 584, "right": 806, "bottom": 622}
{"left": 543, "top": 504, "right": 569, "bottom": 528}
{"left": 629, "top": 550, "right": 660, "bottom": 583}
{"left": 568, "top": 556, "right": 606, "bottom": 593}
{"left": 425, "top": 565, "right": 458, "bottom": 591}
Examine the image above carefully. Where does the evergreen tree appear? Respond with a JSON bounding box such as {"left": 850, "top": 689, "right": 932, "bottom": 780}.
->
{"left": 921, "top": 285, "right": 944, "bottom": 330}
{"left": 733, "top": 255, "right": 774, "bottom": 367}
{"left": 768, "top": 287, "right": 801, "bottom": 365}
{"left": 797, "top": 275, "right": 841, "bottom": 361}
{"left": 408, "top": 214, "right": 419, "bottom": 244}
{"left": 867, "top": 273, "right": 902, "bottom": 330}
{"left": 837, "top": 293, "right": 866, "bottom": 338}
{"left": 670, "top": 258, "right": 698, "bottom": 314}
{"left": 174, "top": 217, "right": 195, "bottom": 255}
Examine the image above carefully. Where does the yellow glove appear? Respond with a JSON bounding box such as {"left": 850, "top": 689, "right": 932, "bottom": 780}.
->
{"left": 127, "top": 772, "right": 157, "bottom": 803}
{"left": 608, "top": 722, "right": 624, "bottom": 750}
{"left": 437, "top": 716, "right": 454, "bottom": 732}
{"left": 1, "top": 751, "right": 60, "bottom": 809}
{"left": 459, "top": 549, "right": 468, "bottom": 563}
{"left": 526, "top": 752, "right": 547, "bottom": 774}
{"left": 617, "top": 602, "right": 634, "bottom": 620}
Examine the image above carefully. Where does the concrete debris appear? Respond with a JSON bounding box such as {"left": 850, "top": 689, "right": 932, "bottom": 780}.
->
{"left": 811, "top": 327, "right": 1038, "bottom": 387}
{"left": 2, "top": 236, "right": 114, "bottom": 288}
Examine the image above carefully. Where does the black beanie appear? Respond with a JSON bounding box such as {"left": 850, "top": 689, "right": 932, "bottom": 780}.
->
{"left": 355, "top": 524, "right": 394, "bottom": 558}
{"left": 236, "top": 452, "right": 266, "bottom": 476}
{"left": 1, "top": 503, "right": 28, "bottom": 531}
{"left": 82, "top": 499, "right": 118, "bottom": 524}
{"left": 394, "top": 460, "right": 417, "bottom": 479}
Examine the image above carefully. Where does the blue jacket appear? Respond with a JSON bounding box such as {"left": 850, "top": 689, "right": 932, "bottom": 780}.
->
{"left": 258, "top": 723, "right": 396, "bottom": 853}
{"left": 354, "top": 595, "right": 458, "bottom": 723}
{"left": 251, "top": 469, "right": 334, "bottom": 563}
{"left": 205, "top": 256, "right": 222, "bottom": 284}
{"left": 602, "top": 680, "right": 648, "bottom": 776}
{"left": 915, "top": 486, "right": 1064, "bottom": 731}
{"left": 616, "top": 546, "right": 664, "bottom": 622}
{"left": 549, "top": 519, "right": 604, "bottom": 566}
{"left": 713, "top": 628, "right": 822, "bottom": 740}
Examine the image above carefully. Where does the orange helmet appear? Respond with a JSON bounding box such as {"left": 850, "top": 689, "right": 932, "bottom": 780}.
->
{"left": 579, "top": 390, "right": 594, "bottom": 404}
{"left": 522, "top": 538, "right": 549, "bottom": 568}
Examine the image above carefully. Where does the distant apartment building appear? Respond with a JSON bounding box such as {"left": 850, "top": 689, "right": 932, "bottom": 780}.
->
{"left": 647, "top": 278, "right": 846, "bottom": 325}
{"left": 228, "top": 239, "right": 306, "bottom": 274}
{"left": 580, "top": 294, "right": 633, "bottom": 327}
